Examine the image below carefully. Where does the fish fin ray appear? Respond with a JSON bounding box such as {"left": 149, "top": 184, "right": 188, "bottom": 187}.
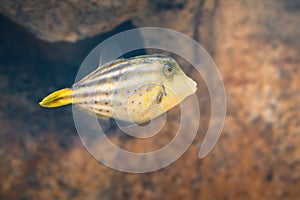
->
{"left": 39, "top": 88, "right": 73, "bottom": 108}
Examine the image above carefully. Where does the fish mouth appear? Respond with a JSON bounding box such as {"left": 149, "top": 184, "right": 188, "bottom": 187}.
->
{"left": 187, "top": 78, "right": 197, "bottom": 94}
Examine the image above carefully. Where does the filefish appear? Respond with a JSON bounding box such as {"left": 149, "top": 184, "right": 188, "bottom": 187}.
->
{"left": 40, "top": 54, "right": 197, "bottom": 124}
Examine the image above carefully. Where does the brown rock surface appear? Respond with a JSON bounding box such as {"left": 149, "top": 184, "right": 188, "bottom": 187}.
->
{"left": 0, "top": 0, "right": 300, "bottom": 200}
{"left": 0, "top": 0, "right": 146, "bottom": 42}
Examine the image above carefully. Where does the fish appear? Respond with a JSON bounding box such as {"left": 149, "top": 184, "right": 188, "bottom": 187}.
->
{"left": 39, "top": 54, "right": 197, "bottom": 124}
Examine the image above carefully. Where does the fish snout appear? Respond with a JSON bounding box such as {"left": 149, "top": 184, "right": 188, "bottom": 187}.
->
{"left": 188, "top": 78, "right": 197, "bottom": 93}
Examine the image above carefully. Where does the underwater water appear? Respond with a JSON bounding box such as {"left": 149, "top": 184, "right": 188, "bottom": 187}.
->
{"left": 0, "top": 0, "right": 300, "bottom": 199}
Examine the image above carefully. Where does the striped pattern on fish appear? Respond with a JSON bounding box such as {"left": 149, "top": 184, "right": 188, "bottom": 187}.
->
{"left": 40, "top": 54, "right": 197, "bottom": 124}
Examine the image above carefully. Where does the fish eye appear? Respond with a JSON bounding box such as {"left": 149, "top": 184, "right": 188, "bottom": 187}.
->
{"left": 163, "top": 64, "right": 175, "bottom": 76}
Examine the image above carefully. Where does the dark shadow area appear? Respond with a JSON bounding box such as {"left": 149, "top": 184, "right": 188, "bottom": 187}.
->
{"left": 0, "top": 14, "right": 145, "bottom": 146}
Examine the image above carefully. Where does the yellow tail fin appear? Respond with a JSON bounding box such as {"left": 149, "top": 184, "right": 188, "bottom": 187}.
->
{"left": 39, "top": 88, "right": 73, "bottom": 108}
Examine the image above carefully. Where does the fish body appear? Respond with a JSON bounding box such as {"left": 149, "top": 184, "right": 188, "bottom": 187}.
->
{"left": 40, "top": 54, "right": 197, "bottom": 124}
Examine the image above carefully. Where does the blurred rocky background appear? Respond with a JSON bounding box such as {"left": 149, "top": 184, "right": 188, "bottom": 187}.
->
{"left": 0, "top": 0, "right": 300, "bottom": 199}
